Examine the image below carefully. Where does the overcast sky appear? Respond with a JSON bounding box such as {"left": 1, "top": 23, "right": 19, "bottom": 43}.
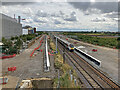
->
{"left": 0, "top": 0, "right": 119, "bottom": 31}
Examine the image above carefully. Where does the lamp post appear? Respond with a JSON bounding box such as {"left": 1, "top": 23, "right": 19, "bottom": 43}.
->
{"left": 63, "top": 45, "right": 65, "bottom": 63}
{"left": 56, "top": 37, "right": 58, "bottom": 54}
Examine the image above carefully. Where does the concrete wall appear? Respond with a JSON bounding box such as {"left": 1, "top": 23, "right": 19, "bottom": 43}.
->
{"left": 32, "top": 79, "right": 53, "bottom": 88}
{"left": 0, "top": 13, "right": 22, "bottom": 41}
{"left": 0, "top": 14, "right": 2, "bottom": 42}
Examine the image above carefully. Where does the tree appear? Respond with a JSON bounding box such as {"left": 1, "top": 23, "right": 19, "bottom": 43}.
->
{"left": 2, "top": 37, "right": 7, "bottom": 45}
{"left": 117, "top": 37, "right": 120, "bottom": 41}
{"left": 14, "top": 36, "right": 18, "bottom": 39}
{"left": 21, "top": 37, "right": 27, "bottom": 42}
{"left": 14, "top": 38, "right": 23, "bottom": 49}
{"left": 11, "top": 37, "right": 15, "bottom": 40}
{"left": 9, "top": 46, "right": 18, "bottom": 54}
{"left": 23, "top": 25, "right": 32, "bottom": 29}
{"left": 94, "top": 31, "right": 97, "bottom": 33}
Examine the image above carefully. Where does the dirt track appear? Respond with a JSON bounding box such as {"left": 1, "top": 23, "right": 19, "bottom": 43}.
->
{"left": 1, "top": 35, "right": 55, "bottom": 88}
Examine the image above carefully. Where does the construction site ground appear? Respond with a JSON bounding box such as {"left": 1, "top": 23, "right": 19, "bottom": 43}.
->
{"left": 1, "top": 35, "right": 56, "bottom": 88}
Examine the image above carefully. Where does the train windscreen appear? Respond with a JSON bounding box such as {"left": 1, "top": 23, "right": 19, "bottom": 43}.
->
{"left": 69, "top": 44, "right": 74, "bottom": 48}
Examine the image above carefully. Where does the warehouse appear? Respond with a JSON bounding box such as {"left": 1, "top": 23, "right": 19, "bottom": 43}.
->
{"left": 0, "top": 13, "right": 22, "bottom": 41}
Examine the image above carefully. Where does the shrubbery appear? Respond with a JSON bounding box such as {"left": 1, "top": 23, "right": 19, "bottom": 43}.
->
{"left": 1, "top": 32, "right": 43, "bottom": 55}
{"left": 63, "top": 32, "right": 119, "bottom": 49}
{"left": 73, "top": 35, "right": 118, "bottom": 48}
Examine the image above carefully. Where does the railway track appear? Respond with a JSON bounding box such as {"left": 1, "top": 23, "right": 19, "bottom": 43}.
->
{"left": 73, "top": 50, "right": 120, "bottom": 88}
{"left": 54, "top": 37, "right": 120, "bottom": 89}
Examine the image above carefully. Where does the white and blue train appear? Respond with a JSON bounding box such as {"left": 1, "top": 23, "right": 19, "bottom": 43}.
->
{"left": 54, "top": 35, "right": 75, "bottom": 52}
{"left": 53, "top": 35, "right": 101, "bottom": 67}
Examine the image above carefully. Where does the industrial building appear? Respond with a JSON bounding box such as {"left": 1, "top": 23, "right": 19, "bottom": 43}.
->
{"left": 22, "top": 27, "right": 36, "bottom": 35}
{"left": 0, "top": 13, "right": 22, "bottom": 41}
{"left": 28, "top": 27, "right": 36, "bottom": 34}
{"left": 23, "top": 29, "right": 28, "bottom": 35}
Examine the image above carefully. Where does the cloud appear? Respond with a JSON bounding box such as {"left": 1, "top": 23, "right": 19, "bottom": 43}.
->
{"left": 22, "top": 8, "right": 34, "bottom": 17}
{"left": 0, "top": 2, "right": 118, "bottom": 31}
{"left": 59, "top": 10, "right": 64, "bottom": 15}
{"left": 104, "top": 12, "right": 119, "bottom": 18}
{"left": 54, "top": 19, "right": 65, "bottom": 24}
{"left": 69, "top": 2, "right": 118, "bottom": 14}
{"left": 1, "top": 2, "right": 35, "bottom": 6}
{"left": 51, "top": 13, "right": 60, "bottom": 17}
{"left": 1, "top": 0, "right": 41, "bottom": 6}
{"left": 54, "top": 20, "right": 62, "bottom": 24}
{"left": 34, "top": 17, "right": 48, "bottom": 23}
{"left": 112, "top": 18, "right": 120, "bottom": 22}
{"left": 63, "top": 11, "right": 77, "bottom": 21}
{"left": 23, "top": 18, "right": 33, "bottom": 23}
{"left": 84, "top": 8, "right": 101, "bottom": 15}
{"left": 91, "top": 17, "right": 106, "bottom": 22}
{"left": 64, "top": 16, "right": 77, "bottom": 21}
{"left": 36, "top": 10, "right": 48, "bottom": 17}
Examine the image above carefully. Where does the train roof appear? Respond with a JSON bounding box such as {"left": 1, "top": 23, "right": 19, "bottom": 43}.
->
{"left": 55, "top": 36, "right": 71, "bottom": 45}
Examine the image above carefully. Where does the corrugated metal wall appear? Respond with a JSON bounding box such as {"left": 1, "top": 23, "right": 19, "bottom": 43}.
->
{"left": 0, "top": 14, "right": 22, "bottom": 40}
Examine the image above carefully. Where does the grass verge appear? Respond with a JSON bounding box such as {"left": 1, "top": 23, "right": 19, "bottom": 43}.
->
{"left": 49, "top": 38, "right": 80, "bottom": 88}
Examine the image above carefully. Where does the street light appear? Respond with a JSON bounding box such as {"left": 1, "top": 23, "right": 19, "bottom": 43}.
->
{"left": 63, "top": 45, "right": 65, "bottom": 64}
{"left": 56, "top": 37, "right": 58, "bottom": 54}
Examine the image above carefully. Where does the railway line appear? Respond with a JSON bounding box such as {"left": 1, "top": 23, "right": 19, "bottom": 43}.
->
{"left": 53, "top": 36, "right": 120, "bottom": 89}
{"left": 73, "top": 50, "right": 120, "bottom": 88}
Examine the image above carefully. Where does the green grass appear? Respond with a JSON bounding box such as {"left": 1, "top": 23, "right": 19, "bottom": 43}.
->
{"left": 63, "top": 32, "right": 119, "bottom": 49}
{"left": 49, "top": 37, "right": 79, "bottom": 88}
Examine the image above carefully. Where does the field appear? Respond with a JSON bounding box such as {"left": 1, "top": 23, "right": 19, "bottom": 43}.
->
{"left": 63, "top": 32, "right": 119, "bottom": 49}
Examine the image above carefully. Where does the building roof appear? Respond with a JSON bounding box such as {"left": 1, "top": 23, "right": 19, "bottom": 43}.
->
{"left": 0, "top": 13, "right": 17, "bottom": 23}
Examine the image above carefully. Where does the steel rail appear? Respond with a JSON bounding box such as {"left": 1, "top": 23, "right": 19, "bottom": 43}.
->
{"left": 57, "top": 39, "right": 103, "bottom": 88}
{"left": 55, "top": 36, "right": 120, "bottom": 89}
{"left": 73, "top": 50, "right": 120, "bottom": 88}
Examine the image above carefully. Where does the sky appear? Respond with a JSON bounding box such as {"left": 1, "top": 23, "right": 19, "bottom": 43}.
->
{"left": 0, "top": 0, "right": 119, "bottom": 32}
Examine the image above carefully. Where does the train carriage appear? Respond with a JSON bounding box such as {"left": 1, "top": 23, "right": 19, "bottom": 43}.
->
{"left": 54, "top": 35, "right": 75, "bottom": 52}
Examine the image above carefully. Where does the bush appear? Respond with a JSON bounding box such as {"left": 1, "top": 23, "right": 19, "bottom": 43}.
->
{"left": 55, "top": 60, "right": 63, "bottom": 69}
{"left": 71, "top": 34, "right": 118, "bottom": 48}
{"left": 8, "top": 46, "right": 18, "bottom": 54}
{"left": 26, "top": 36, "right": 33, "bottom": 40}
{"left": 60, "top": 73, "right": 70, "bottom": 88}
{"left": 21, "top": 37, "right": 27, "bottom": 42}
{"left": 2, "top": 34, "right": 39, "bottom": 54}
{"left": 14, "top": 38, "right": 23, "bottom": 49}
{"left": 11, "top": 37, "right": 15, "bottom": 40}
{"left": 117, "top": 37, "right": 120, "bottom": 41}
{"left": 2, "top": 37, "right": 7, "bottom": 44}
{"left": 14, "top": 36, "right": 18, "bottom": 39}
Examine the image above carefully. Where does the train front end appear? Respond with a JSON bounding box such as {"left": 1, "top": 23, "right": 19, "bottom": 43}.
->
{"left": 68, "top": 44, "right": 74, "bottom": 52}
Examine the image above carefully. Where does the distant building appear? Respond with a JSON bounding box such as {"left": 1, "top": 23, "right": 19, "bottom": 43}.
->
{"left": 0, "top": 13, "right": 22, "bottom": 41}
{"left": 22, "top": 29, "right": 28, "bottom": 35}
{"left": 28, "top": 27, "right": 36, "bottom": 34}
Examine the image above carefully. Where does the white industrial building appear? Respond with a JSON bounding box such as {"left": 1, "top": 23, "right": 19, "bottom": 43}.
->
{"left": 22, "top": 29, "right": 28, "bottom": 35}
{"left": 0, "top": 13, "right": 22, "bottom": 41}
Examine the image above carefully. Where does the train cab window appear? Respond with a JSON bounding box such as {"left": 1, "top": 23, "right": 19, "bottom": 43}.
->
{"left": 69, "top": 44, "right": 74, "bottom": 48}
